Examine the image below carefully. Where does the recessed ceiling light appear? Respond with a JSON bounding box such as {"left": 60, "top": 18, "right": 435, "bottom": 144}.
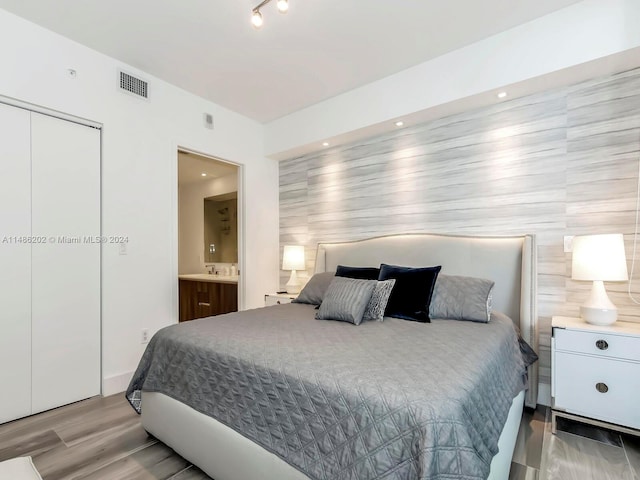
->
{"left": 395, "top": 121, "right": 404, "bottom": 127}
{"left": 201, "top": 173, "right": 207, "bottom": 177}
{"left": 322, "top": 142, "right": 329, "bottom": 147}
{"left": 497, "top": 92, "right": 507, "bottom": 99}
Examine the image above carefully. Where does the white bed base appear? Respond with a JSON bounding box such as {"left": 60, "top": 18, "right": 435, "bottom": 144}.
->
{"left": 142, "top": 233, "right": 537, "bottom": 480}
{"left": 142, "top": 389, "right": 524, "bottom": 480}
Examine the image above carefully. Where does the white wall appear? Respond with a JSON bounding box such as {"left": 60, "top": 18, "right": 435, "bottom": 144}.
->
{"left": 0, "top": 9, "right": 279, "bottom": 395}
{"left": 179, "top": 173, "right": 238, "bottom": 274}
{"left": 265, "top": 0, "right": 640, "bottom": 158}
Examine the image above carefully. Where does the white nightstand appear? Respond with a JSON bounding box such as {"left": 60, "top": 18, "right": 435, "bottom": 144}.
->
{"left": 264, "top": 293, "right": 296, "bottom": 306}
{"left": 551, "top": 315, "right": 640, "bottom": 436}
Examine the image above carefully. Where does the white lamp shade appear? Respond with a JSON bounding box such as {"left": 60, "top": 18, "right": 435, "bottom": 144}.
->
{"left": 571, "top": 234, "right": 628, "bottom": 281}
{"left": 282, "top": 245, "right": 305, "bottom": 271}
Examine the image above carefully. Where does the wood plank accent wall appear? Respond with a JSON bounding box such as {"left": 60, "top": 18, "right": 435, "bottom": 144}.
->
{"left": 279, "top": 67, "right": 640, "bottom": 388}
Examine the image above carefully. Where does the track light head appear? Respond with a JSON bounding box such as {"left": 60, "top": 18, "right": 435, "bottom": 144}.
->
{"left": 277, "top": 0, "right": 289, "bottom": 13}
{"left": 251, "top": 9, "right": 263, "bottom": 28}
{"left": 251, "top": 0, "right": 291, "bottom": 28}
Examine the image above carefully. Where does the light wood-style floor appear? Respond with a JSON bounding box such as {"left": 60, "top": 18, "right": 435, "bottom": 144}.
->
{"left": 511, "top": 406, "right": 640, "bottom": 480}
{"left": 0, "top": 395, "right": 208, "bottom": 479}
{"left": 0, "top": 394, "right": 638, "bottom": 479}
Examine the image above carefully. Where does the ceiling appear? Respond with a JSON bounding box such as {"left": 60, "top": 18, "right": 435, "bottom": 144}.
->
{"left": 178, "top": 151, "right": 237, "bottom": 186}
{"left": 0, "top": 0, "right": 584, "bottom": 123}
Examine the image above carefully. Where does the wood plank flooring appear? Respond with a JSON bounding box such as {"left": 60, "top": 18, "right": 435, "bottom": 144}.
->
{"left": 512, "top": 407, "right": 640, "bottom": 480}
{"left": 0, "top": 395, "right": 208, "bottom": 479}
{"left": 0, "top": 394, "right": 638, "bottom": 479}
{"left": 539, "top": 416, "right": 640, "bottom": 480}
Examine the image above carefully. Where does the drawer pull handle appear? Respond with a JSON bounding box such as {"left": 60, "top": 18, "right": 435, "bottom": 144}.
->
{"left": 198, "top": 302, "right": 211, "bottom": 307}
{"left": 276, "top": 300, "right": 281, "bottom": 304}
{"left": 595, "top": 340, "right": 608, "bottom": 350}
{"left": 595, "top": 382, "right": 609, "bottom": 393}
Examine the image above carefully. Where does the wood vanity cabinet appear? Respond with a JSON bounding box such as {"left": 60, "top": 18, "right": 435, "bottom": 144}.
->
{"left": 179, "top": 280, "right": 238, "bottom": 322}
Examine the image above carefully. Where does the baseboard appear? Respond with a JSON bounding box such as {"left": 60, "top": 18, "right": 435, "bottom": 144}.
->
{"left": 537, "top": 382, "right": 551, "bottom": 406}
{"left": 103, "top": 371, "right": 134, "bottom": 396}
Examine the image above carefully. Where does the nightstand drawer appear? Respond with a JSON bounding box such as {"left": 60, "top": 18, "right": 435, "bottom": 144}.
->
{"left": 265, "top": 296, "right": 287, "bottom": 306}
{"left": 554, "top": 328, "right": 640, "bottom": 362}
{"left": 554, "top": 351, "right": 640, "bottom": 429}
{"left": 264, "top": 294, "right": 295, "bottom": 306}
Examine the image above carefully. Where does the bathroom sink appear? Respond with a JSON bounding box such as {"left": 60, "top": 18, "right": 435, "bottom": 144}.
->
{"left": 178, "top": 273, "right": 239, "bottom": 284}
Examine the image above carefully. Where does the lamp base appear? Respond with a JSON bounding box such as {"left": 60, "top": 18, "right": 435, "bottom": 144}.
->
{"left": 580, "top": 280, "right": 618, "bottom": 326}
{"left": 285, "top": 269, "right": 301, "bottom": 294}
{"left": 580, "top": 305, "right": 618, "bottom": 326}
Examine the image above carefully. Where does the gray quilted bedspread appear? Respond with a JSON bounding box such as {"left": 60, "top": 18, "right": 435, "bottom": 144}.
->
{"left": 126, "top": 304, "right": 526, "bottom": 480}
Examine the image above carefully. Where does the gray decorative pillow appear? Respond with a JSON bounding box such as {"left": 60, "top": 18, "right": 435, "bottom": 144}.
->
{"left": 292, "top": 272, "right": 335, "bottom": 305}
{"left": 429, "top": 274, "right": 495, "bottom": 323}
{"left": 362, "top": 279, "right": 396, "bottom": 322}
{"left": 316, "top": 277, "right": 377, "bottom": 325}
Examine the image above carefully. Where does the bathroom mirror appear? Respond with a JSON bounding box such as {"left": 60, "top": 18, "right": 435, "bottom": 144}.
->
{"left": 204, "top": 192, "right": 238, "bottom": 263}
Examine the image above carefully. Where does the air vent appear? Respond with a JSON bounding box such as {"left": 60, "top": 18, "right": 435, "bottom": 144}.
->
{"left": 119, "top": 70, "right": 148, "bottom": 99}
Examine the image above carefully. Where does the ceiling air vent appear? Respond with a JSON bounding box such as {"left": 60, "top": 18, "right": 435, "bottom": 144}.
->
{"left": 119, "top": 70, "right": 148, "bottom": 99}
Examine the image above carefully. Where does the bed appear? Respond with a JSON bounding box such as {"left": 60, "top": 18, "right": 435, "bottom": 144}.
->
{"left": 127, "top": 233, "right": 538, "bottom": 480}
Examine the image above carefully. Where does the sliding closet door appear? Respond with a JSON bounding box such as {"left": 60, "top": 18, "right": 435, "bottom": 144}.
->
{"left": 31, "top": 113, "right": 101, "bottom": 413}
{"left": 0, "top": 104, "right": 32, "bottom": 423}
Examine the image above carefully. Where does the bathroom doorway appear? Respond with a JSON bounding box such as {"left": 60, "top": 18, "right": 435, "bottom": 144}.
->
{"left": 177, "top": 150, "right": 241, "bottom": 320}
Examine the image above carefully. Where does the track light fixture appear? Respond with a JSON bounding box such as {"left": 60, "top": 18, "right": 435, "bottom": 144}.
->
{"left": 251, "top": 9, "right": 263, "bottom": 28}
{"left": 251, "top": 0, "right": 288, "bottom": 29}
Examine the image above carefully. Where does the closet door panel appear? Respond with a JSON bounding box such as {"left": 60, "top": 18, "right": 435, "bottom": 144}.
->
{"left": 0, "top": 103, "right": 32, "bottom": 423}
{"left": 31, "top": 113, "right": 101, "bottom": 413}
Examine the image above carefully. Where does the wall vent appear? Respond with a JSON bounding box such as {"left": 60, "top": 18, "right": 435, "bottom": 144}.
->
{"left": 119, "top": 70, "right": 148, "bottom": 99}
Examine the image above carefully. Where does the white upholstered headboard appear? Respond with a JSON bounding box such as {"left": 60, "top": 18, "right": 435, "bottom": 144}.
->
{"left": 314, "top": 233, "right": 538, "bottom": 408}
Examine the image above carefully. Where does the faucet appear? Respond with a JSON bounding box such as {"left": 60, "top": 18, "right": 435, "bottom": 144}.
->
{"left": 208, "top": 264, "right": 216, "bottom": 275}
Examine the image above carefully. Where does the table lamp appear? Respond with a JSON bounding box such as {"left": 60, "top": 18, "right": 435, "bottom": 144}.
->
{"left": 571, "top": 233, "right": 628, "bottom": 325}
{"left": 282, "top": 245, "right": 305, "bottom": 294}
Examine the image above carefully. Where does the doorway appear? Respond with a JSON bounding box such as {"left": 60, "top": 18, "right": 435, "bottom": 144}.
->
{"left": 177, "top": 150, "right": 241, "bottom": 321}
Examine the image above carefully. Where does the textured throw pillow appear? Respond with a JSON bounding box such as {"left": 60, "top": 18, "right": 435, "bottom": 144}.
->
{"left": 292, "top": 271, "right": 335, "bottom": 305}
{"left": 378, "top": 264, "right": 442, "bottom": 322}
{"left": 336, "top": 265, "right": 380, "bottom": 280}
{"left": 362, "top": 279, "right": 396, "bottom": 322}
{"left": 429, "top": 274, "right": 495, "bottom": 323}
{"left": 315, "top": 277, "right": 377, "bottom": 325}
{"left": 335, "top": 266, "right": 394, "bottom": 322}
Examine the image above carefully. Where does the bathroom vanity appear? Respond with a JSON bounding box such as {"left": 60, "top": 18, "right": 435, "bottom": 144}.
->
{"left": 178, "top": 274, "right": 238, "bottom": 322}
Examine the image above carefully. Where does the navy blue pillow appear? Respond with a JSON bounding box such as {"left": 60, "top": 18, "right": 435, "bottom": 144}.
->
{"left": 378, "top": 264, "right": 442, "bottom": 322}
{"left": 336, "top": 265, "right": 380, "bottom": 280}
